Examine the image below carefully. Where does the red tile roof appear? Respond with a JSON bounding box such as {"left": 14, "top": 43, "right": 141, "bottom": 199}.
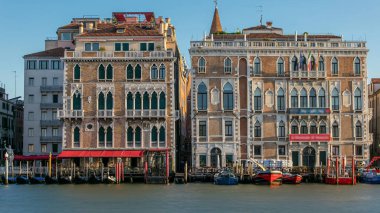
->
{"left": 24, "top": 47, "right": 66, "bottom": 58}
{"left": 58, "top": 23, "right": 80, "bottom": 30}
{"left": 372, "top": 78, "right": 380, "bottom": 84}
{"left": 77, "top": 24, "right": 162, "bottom": 37}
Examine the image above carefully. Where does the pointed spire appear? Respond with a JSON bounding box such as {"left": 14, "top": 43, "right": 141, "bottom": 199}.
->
{"left": 210, "top": 2, "right": 223, "bottom": 35}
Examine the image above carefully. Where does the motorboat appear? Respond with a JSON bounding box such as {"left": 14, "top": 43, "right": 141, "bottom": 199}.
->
{"left": 282, "top": 173, "right": 302, "bottom": 184}
{"left": 253, "top": 170, "right": 282, "bottom": 185}
{"left": 214, "top": 170, "right": 238, "bottom": 185}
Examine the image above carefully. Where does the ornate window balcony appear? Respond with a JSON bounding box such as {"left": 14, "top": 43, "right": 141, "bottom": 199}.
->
{"left": 58, "top": 110, "right": 83, "bottom": 119}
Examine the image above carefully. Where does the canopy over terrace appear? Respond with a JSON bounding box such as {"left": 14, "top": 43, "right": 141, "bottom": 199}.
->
{"left": 58, "top": 150, "right": 145, "bottom": 158}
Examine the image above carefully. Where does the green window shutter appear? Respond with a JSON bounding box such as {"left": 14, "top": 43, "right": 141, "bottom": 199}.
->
{"left": 127, "top": 127, "right": 133, "bottom": 141}
{"left": 148, "top": 43, "right": 155, "bottom": 51}
{"left": 135, "top": 64, "right": 141, "bottom": 79}
{"left": 159, "top": 126, "right": 165, "bottom": 142}
{"left": 107, "top": 127, "right": 113, "bottom": 142}
{"left": 135, "top": 127, "right": 141, "bottom": 142}
{"left": 74, "top": 127, "right": 80, "bottom": 142}
{"left": 151, "top": 92, "right": 158, "bottom": 109}
{"left": 159, "top": 92, "right": 166, "bottom": 109}
{"left": 106, "top": 65, "right": 113, "bottom": 80}
{"left": 73, "top": 94, "right": 81, "bottom": 110}
{"left": 74, "top": 65, "right": 80, "bottom": 80}
{"left": 106, "top": 92, "right": 113, "bottom": 110}
{"left": 140, "top": 43, "right": 147, "bottom": 51}
{"left": 98, "top": 64, "right": 105, "bottom": 80}
{"left": 127, "top": 93, "right": 133, "bottom": 109}
{"left": 99, "top": 127, "right": 105, "bottom": 142}
{"left": 115, "top": 43, "right": 121, "bottom": 51}
{"left": 151, "top": 127, "right": 157, "bottom": 142}
{"left": 143, "top": 93, "right": 150, "bottom": 109}
{"left": 135, "top": 93, "right": 142, "bottom": 109}
{"left": 123, "top": 43, "right": 129, "bottom": 51}
{"left": 98, "top": 92, "right": 105, "bottom": 110}
{"left": 127, "top": 64, "right": 134, "bottom": 79}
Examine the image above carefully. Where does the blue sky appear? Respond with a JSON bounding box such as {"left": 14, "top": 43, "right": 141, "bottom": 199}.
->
{"left": 0, "top": 0, "right": 379, "bottom": 99}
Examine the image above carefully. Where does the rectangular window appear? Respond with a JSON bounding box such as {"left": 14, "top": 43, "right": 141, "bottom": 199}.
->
{"left": 61, "top": 32, "right": 72, "bottom": 41}
{"left": 53, "top": 94, "right": 59, "bottom": 103}
{"left": 226, "top": 154, "right": 233, "bottom": 168}
{"left": 140, "top": 43, "right": 147, "bottom": 51}
{"left": 39, "top": 60, "right": 49, "bottom": 70}
{"left": 28, "top": 112, "right": 34, "bottom": 121}
{"left": 148, "top": 43, "right": 155, "bottom": 51}
{"left": 41, "top": 94, "right": 47, "bottom": 103}
{"left": 53, "top": 77, "right": 59, "bottom": 85}
{"left": 41, "top": 144, "right": 47, "bottom": 153}
{"left": 199, "top": 121, "right": 207, "bottom": 137}
{"left": 41, "top": 111, "right": 47, "bottom": 120}
{"left": 115, "top": 43, "right": 129, "bottom": 51}
{"left": 199, "top": 155, "right": 206, "bottom": 167}
{"left": 225, "top": 121, "right": 233, "bottom": 136}
{"left": 28, "top": 128, "right": 34, "bottom": 137}
{"left": 42, "top": 77, "right": 47, "bottom": 86}
{"left": 115, "top": 43, "right": 121, "bottom": 51}
{"left": 254, "top": 145, "right": 262, "bottom": 156}
{"left": 27, "top": 60, "right": 37, "bottom": 70}
{"left": 28, "top": 95, "right": 34, "bottom": 103}
{"left": 52, "top": 128, "right": 59, "bottom": 136}
{"left": 52, "top": 144, "right": 58, "bottom": 153}
{"left": 85, "top": 43, "right": 99, "bottom": 51}
{"left": 41, "top": 128, "right": 47, "bottom": 137}
{"left": 355, "top": 145, "right": 363, "bottom": 156}
{"left": 28, "top": 144, "right": 34, "bottom": 153}
{"left": 278, "top": 145, "right": 286, "bottom": 156}
{"left": 28, "top": 78, "right": 34, "bottom": 86}
{"left": 332, "top": 145, "right": 340, "bottom": 156}
{"left": 52, "top": 111, "right": 58, "bottom": 120}
{"left": 52, "top": 60, "right": 60, "bottom": 70}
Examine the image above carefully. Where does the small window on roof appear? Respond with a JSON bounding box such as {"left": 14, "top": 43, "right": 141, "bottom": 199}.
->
{"left": 61, "top": 33, "right": 72, "bottom": 41}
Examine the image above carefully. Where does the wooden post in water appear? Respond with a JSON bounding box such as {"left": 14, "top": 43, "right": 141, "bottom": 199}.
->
{"left": 166, "top": 150, "right": 169, "bottom": 184}
{"left": 327, "top": 157, "right": 330, "bottom": 177}
{"left": 48, "top": 152, "right": 52, "bottom": 177}
{"left": 101, "top": 162, "right": 104, "bottom": 182}
{"left": 33, "top": 160, "right": 36, "bottom": 177}
{"left": 26, "top": 161, "right": 29, "bottom": 178}
{"left": 352, "top": 157, "right": 355, "bottom": 185}
{"left": 336, "top": 157, "right": 339, "bottom": 185}
{"left": 184, "top": 161, "right": 188, "bottom": 184}
{"left": 19, "top": 161, "right": 21, "bottom": 176}
{"left": 55, "top": 160, "right": 58, "bottom": 179}
{"left": 11, "top": 161, "right": 14, "bottom": 178}
{"left": 39, "top": 161, "right": 42, "bottom": 177}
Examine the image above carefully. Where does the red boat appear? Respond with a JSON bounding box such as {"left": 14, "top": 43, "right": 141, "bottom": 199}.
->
{"left": 253, "top": 171, "right": 282, "bottom": 185}
{"left": 282, "top": 173, "right": 302, "bottom": 184}
{"left": 325, "top": 177, "right": 355, "bottom": 185}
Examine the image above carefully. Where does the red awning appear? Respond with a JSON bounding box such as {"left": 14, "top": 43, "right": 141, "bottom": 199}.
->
{"left": 14, "top": 155, "right": 56, "bottom": 161}
{"left": 58, "top": 150, "right": 144, "bottom": 158}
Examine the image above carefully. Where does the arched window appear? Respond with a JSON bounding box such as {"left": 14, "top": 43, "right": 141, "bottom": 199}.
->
{"left": 292, "top": 56, "right": 298, "bottom": 71}
{"left": 106, "top": 64, "right": 113, "bottom": 80}
{"left": 127, "top": 64, "right": 134, "bottom": 80}
{"left": 310, "top": 56, "right": 316, "bottom": 71}
{"left": 159, "top": 64, "right": 166, "bottom": 80}
{"left": 159, "top": 126, "right": 165, "bottom": 147}
{"left": 310, "top": 121, "right": 317, "bottom": 134}
{"left": 127, "top": 127, "right": 134, "bottom": 147}
{"left": 135, "top": 126, "right": 141, "bottom": 147}
{"left": 73, "top": 127, "right": 80, "bottom": 146}
{"left": 278, "top": 121, "right": 285, "bottom": 137}
{"left": 151, "top": 92, "right": 158, "bottom": 109}
{"left": 135, "top": 92, "right": 142, "bottom": 110}
{"left": 309, "top": 88, "right": 317, "bottom": 107}
{"left": 354, "top": 88, "right": 362, "bottom": 110}
{"left": 318, "top": 88, "right": 326, "bottom": 108}
{"left": 197, "top": 83, "right": 207, "bottom": 110}
{"left": 98, "top": 64, "right": 105, "bottom": 80}
{"left": 356, "top": 121, "right": 362, "bottom": 138}
{"left": 198, "top": 57, "right": 206, "bottom": 73}
{"left": 332, "top": 88, "right": 339, "bottom": 110}
{"left": 354, "top": 57, "right": 361, "bottom": 75}
{"left": 332, "top": 57, "right": 339, "bottom": 75}
{"left": 291, "top": 121, "right": 299, "bottom": 134}
{"left": 151, "top": 126, "right": 158, "bottom": 147}
{"left": 254, "top": 57, "right": 261, "bottom": 75}
{"left": 300, "top": 120, "right": 308, "bottom": 134}
{"left": 300, "top": 88, "right": 308, "bottom": 108}
{"left": 254, "top": 88, "right": 262, "bottom": 111}
{"left": 106, "top": 126, "right": 113, "bottom": 147}
{"left": 223, "top": 83, "right": 233, "bottom": 110}
{"left": 319, "top": 121, "right": 327, "bottom": 134}
{"left": 291, "top": 89, "right": 298, "bottom": 108}
{"left": 319, "top": 56, "right": 325, "bottom": 71}
{"left": 159, "top": 92, "right": 166, "bottom": 109}
{"left": 127, "top": 92, "right": 133, "bottom": 110}
{"left": 151, "top": 64, "right": 158, "bottom": 79}
{"left": 277, "top": 57, "right": 284, "bottom": 75}
{"left": 98, "top": 92, "right": 105, "bottom": 110}
{"left": 254, "top": 121, "right": 261, "bottom": 137}
{"left": 143, "top": 92, "right": 150, "bottom": 110}
{"left": 300, "top": 55, "right": 307, "bottom": 70}
{"left": 73, "top": 92, "right": 81, "bottom": 110}
{"left": 224, "top": 57, "right": 232, "bottom": 73}
{"left": 332, "top": 121, "right": 339, "bottom": 138}
{"left": 99, "top": 126, "right": 105, "bottom": 147}
{"left": 277, "top": 88, "right": 285, "bottom": 111}
{"left": 74, "top": 64, "right": 80, "bottom": 80}
{"left": 135, "top": 64, "right": 141, "bottom": 80}
{"left": 106, "top": 92, "right": 113, "bottom": 110}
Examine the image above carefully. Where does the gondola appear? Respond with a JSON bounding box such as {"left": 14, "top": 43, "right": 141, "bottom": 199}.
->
{"left": 30, "top": 176, "right": 46, "bottom": 184}
{"left": 88, "top": 174, "right": 102, "bottom": 184}
{"left": 16, "top": 176, "right": 30, "bottom": 184}
{"left": 73, "top": 175, "right": 88, "bottom": 184}
{"left": 58, "top": 176, "right": 72, "bottom": 184}
{"left": 45, "top": 176, "right": 59, "bottom": 184}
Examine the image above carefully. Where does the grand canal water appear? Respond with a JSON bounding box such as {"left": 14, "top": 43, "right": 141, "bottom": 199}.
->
{"left": 1, "top": 183, "right": 379, "bottom": 212}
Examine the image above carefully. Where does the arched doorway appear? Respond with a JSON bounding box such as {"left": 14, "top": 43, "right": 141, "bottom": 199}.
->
{"left": 302, "top": 146, "right": 316, "bottom": 168}
{"left": 210, "top": 148, "right": 222, "bottom": 168}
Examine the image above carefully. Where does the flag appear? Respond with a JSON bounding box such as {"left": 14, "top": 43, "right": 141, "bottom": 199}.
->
{"left": 307, "top": 51, "right": 312, "bottom": 71}
{"left": 315, "top": 52, "right": 320, "bottom": 71}
{"left": 299, "top": 52, "right": 302, "bottom": 71}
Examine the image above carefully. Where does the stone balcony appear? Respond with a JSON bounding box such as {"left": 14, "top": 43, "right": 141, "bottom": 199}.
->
{"left": 57, "top": 110, "right": 83, "bottom": 119}
{"left": 97, "top": 110, "right": 113, "bottom": 118}
{"left": 126, "top": 109, "right": 166, "bottom": 118}
{"left": 40, "top": 103, "right": 63, "bottom": 109}
{"left": 40, "top": 120, "right": 63, "bottom": 127}
{"left": 40, "top": 85, "right": 63, "bottom": 92}
{"left": 290, "top": 71, "right": 326, "bottom": 79}
{"left": 65, "top": 50, "right": 173, "bottom": 59}
{"left": 40, "top": 136, "right": 62, "bottom": 142}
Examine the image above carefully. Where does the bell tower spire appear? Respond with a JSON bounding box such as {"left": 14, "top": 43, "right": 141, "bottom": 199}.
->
{"left": 210, "top": 0, "right": 223, "bottom": 35}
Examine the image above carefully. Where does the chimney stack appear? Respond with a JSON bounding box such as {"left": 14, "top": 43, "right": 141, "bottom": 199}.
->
{"left": 79, "top": 23, "right": 84, "bottom": 34}
{"left": 88, "top": 22, "right": 94, "bottom": 31}
{"left": 266, "top": 21, "right": 273, "bottom": 29}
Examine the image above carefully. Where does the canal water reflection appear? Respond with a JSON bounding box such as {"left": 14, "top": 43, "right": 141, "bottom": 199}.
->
{"left": 1, "top": 184, "right": 379, "bottom": 213}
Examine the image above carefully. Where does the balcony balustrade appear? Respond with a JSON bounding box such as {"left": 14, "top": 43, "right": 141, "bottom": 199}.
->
{"left": 65, "top": 51, "right": 173, "bottom": 59}
{"left": 97, "top": 110, "right": 113, "bottom": 118}
{"left": 40, "top": 85, "right": 63, "bottom": 92}
{"left": 57, "top": 110, "right": 83, "bottom": 119}
{"left": 290, "top": 71, "right": 326, "bottom": 79}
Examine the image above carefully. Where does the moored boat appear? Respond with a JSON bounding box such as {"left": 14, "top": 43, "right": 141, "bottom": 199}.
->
{"left": 1, "top": 176, "right": 17, "bottom": 184}
{"left": 16, "top": 176, "right": 30, "bottom": 184}
{"left": 361, "top": 169, "right": 380, "bottom": 184}
{"left": 253, "top": 170, "right": 282, "bottom": 185}
{"left": 282, "top": 173, "right": 302, "bottom": 184}
{"left": 214, "top": 170, "right": 238, "bottom": 185}
{"left": 30, "top": 176, "right": 45, "bottom": 184}
{"left": 58, "top": 176, "right": 72, "bottom": 184}
{"left": 45, "top": 176, "right": 58, "bottom": 184}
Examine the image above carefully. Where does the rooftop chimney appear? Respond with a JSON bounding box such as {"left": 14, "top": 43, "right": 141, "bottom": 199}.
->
{"left": 266, "top": 21, "right": 273, "bottom": 29}
{"left": 79, "top": 23, "right": 84, "bottom": 34}
{"left": 88, "top": 22, "right": 94, "bottom": 31}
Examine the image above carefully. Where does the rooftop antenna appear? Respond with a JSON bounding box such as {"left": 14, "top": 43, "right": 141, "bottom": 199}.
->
{"left": 214, "top": 0, "right": 218, "bottom": 8}
{"left": 257, "top": 5, "right": 263, "bottom": 25}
